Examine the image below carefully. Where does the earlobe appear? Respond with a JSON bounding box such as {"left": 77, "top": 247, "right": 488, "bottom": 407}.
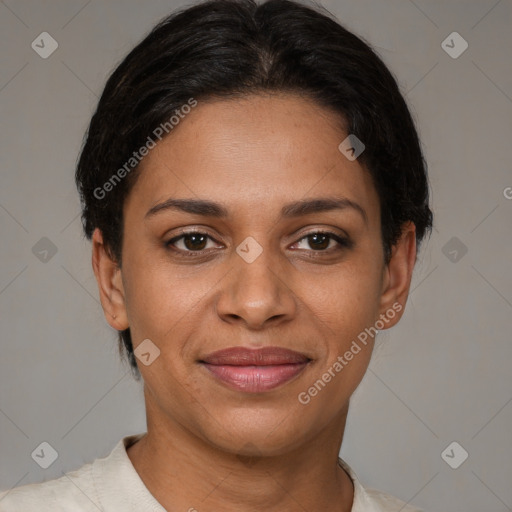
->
{"left": 378, "top": 222, "right": 417, "bottom": 329}
{"left": 91, "top": 228, "right": 129, "bottom": 331}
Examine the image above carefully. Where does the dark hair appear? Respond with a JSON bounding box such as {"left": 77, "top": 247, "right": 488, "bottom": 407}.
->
{"left": 75, "top": 0, "right": 433, "bottom": 380}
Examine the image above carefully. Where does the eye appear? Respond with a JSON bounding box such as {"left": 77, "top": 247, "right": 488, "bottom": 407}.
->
{"left": 291, "top": 231, "right": 351, "bottom": 252}
{"left": 166, "top": 230, "right": 221, "bottom": 255}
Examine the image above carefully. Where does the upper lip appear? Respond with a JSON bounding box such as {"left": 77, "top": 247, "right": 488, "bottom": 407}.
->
{"left": 200, "top": 346, "right": 311, "bottom": 366}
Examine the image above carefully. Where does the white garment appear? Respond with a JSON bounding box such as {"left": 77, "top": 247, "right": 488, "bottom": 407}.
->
{"left": 0, "top": 433, "right": 423, "bottom": 511}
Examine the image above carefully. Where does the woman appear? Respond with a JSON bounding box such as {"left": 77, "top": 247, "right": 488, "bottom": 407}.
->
{"left": 0, "top": 0, "right": 432, "bottom": 510}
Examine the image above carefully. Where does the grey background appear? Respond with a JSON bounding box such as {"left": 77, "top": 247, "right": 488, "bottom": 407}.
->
{"left": 0, "top": 0, "right": 511, "bottom": 511}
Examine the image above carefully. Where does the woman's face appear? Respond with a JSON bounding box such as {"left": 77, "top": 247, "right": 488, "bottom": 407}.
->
{"left": 96, "top": 93, "right": 413, "bottom": 456}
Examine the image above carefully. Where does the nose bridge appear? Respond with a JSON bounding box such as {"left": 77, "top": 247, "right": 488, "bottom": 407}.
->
{"left": 216, "top": 234, "right": 296, "bottom": 327}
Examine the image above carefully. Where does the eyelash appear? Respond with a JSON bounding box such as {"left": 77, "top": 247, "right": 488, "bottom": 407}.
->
{"left": 165, "top": 229, "right": 352, "bottom": 258}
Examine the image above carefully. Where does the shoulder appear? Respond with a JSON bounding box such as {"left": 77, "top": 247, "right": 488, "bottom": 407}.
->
{"left": 338, "top": 457, "right": 424, "bottom": 512}
{"left": 0, "top": 461, "right": 99, "bottom": 512}
{"left": 0, "top": 434, "right": 147, "bottom": 512}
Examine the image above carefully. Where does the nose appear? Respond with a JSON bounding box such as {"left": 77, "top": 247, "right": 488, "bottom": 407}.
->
{"left": 215, "top": 242, "right": 297, "bottom": 330}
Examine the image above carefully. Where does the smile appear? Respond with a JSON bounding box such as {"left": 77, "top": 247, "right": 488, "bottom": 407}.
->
{"left": 199, "top": 346, "right": 311, "bottom": 393}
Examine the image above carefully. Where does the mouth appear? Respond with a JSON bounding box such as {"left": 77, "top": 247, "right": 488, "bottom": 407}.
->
{"left": 199, "top": 346, "right": 312, "bottom": 393}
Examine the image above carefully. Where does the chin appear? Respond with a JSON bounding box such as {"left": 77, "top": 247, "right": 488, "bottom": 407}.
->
{"left": 199, "top": 407, "right": 312, "bottom": 457}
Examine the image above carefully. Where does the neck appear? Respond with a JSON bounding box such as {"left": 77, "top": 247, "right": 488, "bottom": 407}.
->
{"left": 127, "top": 389, "right": 354, "bottom": 512}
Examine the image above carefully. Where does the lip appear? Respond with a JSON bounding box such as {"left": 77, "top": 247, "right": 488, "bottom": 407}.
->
{"left": 199, "top": 346, "right": 311, "bottom": 393}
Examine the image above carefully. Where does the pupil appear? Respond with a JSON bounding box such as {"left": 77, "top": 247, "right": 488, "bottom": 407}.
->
{"left": 309, "top": 233, "right": 328, "bottom": 250}
{"left": 185, "top": 234, "right": 206, "bottom": 250}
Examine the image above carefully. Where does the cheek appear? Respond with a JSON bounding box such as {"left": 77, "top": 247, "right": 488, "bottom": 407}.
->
{"left": 120, "top": 250, "right": 177, "bottom": 343}
{"left": 299, "top": 262, "right": 382, "bottom": 401}
{"left": 120, "top": 250, "right": 217, "bottom": 347}
{"left": 298, "top": 273, "right": 380, "bottom": 414}
{"left": 305, "top": 257, "right": 383, "bottom": 332}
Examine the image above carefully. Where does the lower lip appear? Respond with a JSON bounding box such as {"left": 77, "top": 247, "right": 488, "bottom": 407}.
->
{"left": 201, "top": 362, "right": 309, "bottom": 392}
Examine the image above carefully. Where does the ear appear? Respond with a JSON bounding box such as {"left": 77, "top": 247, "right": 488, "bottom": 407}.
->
{"left": 91, "top": 227, "right": 129, "bottom": 331}
{"left": 378, "top": 221, "right": 417, "bottom": 329}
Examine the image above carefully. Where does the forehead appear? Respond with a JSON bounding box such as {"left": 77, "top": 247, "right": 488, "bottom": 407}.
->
{"left": 124, "top": 93, "right": 380, "bottom": 224}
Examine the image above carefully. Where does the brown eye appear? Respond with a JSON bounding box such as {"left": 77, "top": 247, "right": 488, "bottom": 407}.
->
{"left": 166, "top": 231, "right": 219, "bottom": 255}
{"left": 306, "top": 233, "right": 330, "bottom": 250}
{"left": 181, "top": 233, "right": 208, "bottom": 251}
{"left": 293, "top": 231, "right": 351, "bottom": 252}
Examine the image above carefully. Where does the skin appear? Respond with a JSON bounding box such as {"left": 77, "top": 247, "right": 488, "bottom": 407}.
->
{"left": 92, "top": 92, "right": 416, "bottom": 512}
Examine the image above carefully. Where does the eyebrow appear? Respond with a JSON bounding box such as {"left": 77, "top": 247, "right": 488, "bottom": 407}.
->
{"left": 145, "top": 196, "right": 367, "bottom": 224}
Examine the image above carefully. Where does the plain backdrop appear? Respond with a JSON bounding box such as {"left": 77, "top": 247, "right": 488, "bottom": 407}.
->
{"left": 0, "top": 1, "right": 511, "bottom": 511}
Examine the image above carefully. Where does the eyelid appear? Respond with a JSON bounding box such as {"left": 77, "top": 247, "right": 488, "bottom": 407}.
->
{"left": 290, "top": 230, "right": 353, "bottom": 252}
{"left": 291, "top": 225, "right": 350, "bottom": 242}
